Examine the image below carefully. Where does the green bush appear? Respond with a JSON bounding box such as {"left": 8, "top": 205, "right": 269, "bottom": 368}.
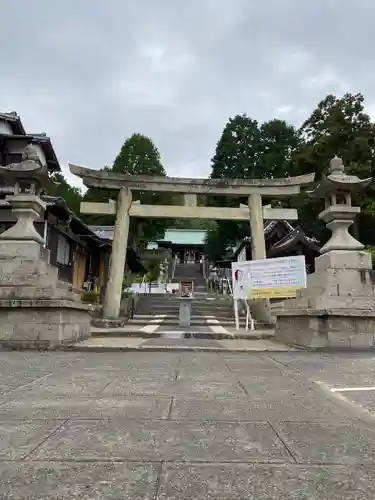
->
{"left": 81, "top": 290, "right": 100, "bottom": 303}
{"left": 365, "top": 248, "right": 375, "bottom": 268}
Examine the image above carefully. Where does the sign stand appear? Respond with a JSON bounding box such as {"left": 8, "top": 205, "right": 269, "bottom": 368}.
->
{"left": 233, "top": 299, "right": 240, "bottom": 331}
{"left": 231, "top": 255, "right": 307, "bottom": 333}
{"left": 245, "top": 301, "right": 255, "bottom": 332}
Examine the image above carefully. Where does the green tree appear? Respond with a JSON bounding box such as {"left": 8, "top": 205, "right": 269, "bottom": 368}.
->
{"left": 48, "top": 173, "right": 83, "bottom": 214}
{"left": 299, "top": 93, "right": 375, "bottom": 178}
{"left": 294, "top": 92, "right": 375, "bottom": 244}
{"left": 206, "top": 115, "right": 261, "bottom": 259}
{"left": 210, "top": 115, "right": 261, "bottom": 179}
{"left": 207, "top": 115, "right": 302, "bottom": 260}
{"left": 82, "top": 134, "right": 171, "bottom": 248}
{"left": 258, "top": 119, "right": 301, "bottom": 178}
{"left": 81, "top": 166, "right": 116, "bottom": 226}
{"left": 113, "top": 134, "right": 169, "bottom": 248}
{"left": 112, "top": 133, "right": 166, "bottom": 176}
{"left": 145, "top": 256, "right": 161, "bottom": 289}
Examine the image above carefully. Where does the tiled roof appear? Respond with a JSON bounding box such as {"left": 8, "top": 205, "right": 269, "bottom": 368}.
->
{"left": 88, "top": 225, "right": 115, "bottom": 240}
{"left": 156, "top": 229, "right": 207, "bottom": 245}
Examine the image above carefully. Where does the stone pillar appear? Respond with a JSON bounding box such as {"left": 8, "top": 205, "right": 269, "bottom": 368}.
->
{"left": 248, "top": 193, "right": 273, "bottom": 324}
{"left": 103, "top": 187, "right": 132, "bottom": 319}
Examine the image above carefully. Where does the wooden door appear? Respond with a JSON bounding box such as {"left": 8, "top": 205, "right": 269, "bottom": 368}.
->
{"left": 73, "top": 251, "right": 87, "bottom": 290}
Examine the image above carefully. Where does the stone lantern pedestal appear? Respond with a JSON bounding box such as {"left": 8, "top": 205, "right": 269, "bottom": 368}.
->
{"left": 0, "top": 148, "right": 91, "bottom": 349}
{"left": 276, "top": 157, "right": 375, "bottom": 349}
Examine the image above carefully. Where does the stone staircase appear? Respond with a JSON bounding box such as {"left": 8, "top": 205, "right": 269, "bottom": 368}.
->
{"left": 173, "top": 262, "right": 207, "bottom": 292}
{"left": 132, "top": 293, "right": 247, "bottom": 329}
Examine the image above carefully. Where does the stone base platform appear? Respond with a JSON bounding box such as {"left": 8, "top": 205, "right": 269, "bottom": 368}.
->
{"left": 275, "top": 308, "right": 375, "bottom": 350}
{"left": 0, "top": 299, "right": 91, "bottom": 349}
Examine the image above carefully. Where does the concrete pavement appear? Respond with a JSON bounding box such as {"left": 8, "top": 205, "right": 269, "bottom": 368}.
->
{"left": 1, "top": 351, "right": 375, "bottom": 498}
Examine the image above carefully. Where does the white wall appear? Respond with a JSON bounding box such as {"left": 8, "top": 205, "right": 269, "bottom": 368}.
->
{"left": 0, "top": 120, "right": 13, "bottom": 134}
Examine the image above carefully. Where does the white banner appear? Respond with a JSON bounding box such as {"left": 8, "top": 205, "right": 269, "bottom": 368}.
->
{"left": 231, "top": 261, "right": 251, "bottom": 300}
{"left": 231, "top": 256, "right": 307, "bottom": 300}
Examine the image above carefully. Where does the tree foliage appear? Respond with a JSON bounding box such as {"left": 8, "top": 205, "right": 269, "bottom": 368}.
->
{"left": 295, "top": 93, "right": 375, "bottom": 244}
{"left": 206, "top": 115, "right": 302, "bottom": 258}
{"left": 82, "top": 134, "right": 170, "bottom": 248}
{"left": 51, "top": 92, "right": 375, "bottom": 263}
{"left": 48, "top": 173, "right": 83, "bottom": 214}
{"left": 205, "top": 93, "right": 375, "bottom": 261}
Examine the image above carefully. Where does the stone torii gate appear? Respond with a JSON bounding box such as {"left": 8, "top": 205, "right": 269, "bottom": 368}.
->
{"left": 69, "top": 164, "right": 314, "bottom": 321}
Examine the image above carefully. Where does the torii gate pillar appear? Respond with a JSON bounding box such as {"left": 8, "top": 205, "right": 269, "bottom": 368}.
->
{"left": 248, "top": 193, "right": 273, "bottom": 324}
{"left": 102, "top": 187, "right": 132, "bottom": 319}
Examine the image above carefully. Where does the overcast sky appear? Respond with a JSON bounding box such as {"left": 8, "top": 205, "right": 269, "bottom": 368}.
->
{"left": 1, "top": 0, "right": 375, "bottom": 190}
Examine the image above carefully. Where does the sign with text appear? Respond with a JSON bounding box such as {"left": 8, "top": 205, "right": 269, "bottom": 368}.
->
{"left": 232, "top": 256, "right": 307, "bottom": 300}
{"left": 231, "top": 261, "right": 251, "bottom": 300}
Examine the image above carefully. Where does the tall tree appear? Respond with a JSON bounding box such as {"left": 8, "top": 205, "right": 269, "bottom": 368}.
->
{"left": 207, "top": 115, "right": 262, "bottom": 259}
{"left": 48, "top": 173, "right": 83, "bottom": 214}
{"left": 81, "top": 166, "right": 116, "bottom": 226}
{"left": 112, "top": 133, "right": 166, "bottom": 176}
{"left": 210, "top": 115, "right": 261, "bottom": 180}
{"left": 299, "top": 93, "right": 375, "bottom": 179}
{"left": 258, "top": 119, "right": 301, "bottom": 178}
{"left": 112, "top": 134, "right": 169, "bottom": 247}
{"left": 83, "top": 134, "right": 170, "bottom": 248}
{"left": 206, "top": 115, "right": 302, "bottom": 260}
{"left": 294, "top": 93, "right": 375, "bottom": 244}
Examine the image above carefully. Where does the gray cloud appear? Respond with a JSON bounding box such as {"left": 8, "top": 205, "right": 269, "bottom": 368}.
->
{"left": 1, "top": 0, "right": 375, "bottom": 190}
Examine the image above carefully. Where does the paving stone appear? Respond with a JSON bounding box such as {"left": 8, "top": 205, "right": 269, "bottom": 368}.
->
{"left": 0, "top": 396, "right": 171, "bottom": 420}
{"left": 157, "top": 463, "right": 375, "bottom": 499}
{"left": 171, "top": 395, "right": 345, "bottom": 422}
{"left": 142, "top": 337, "right": 223, "bottom": 347}
{"left": 0, "top": 461, "right": 158, "bottom": 499}
{"left": 0, "top": 419, "right": 65, "bottom": 460}
{"left": 8, "top": 379, "right": 113, "bottom": 398}
{"left": 29, "top": 419, "right": 292, "bottom": 463}
{"left": 176, "top": 369, "right": 235, "bottom": 382}
{"left": 3, "top": 350, "right": 375, "bottom": 497}
{"left": 102, "top": 376, "right": 177, "bottom": 396}
{"left": 335, "top": 391, "right": 375, "bottom": 414}
{"left": 275, "top": 421, "right": 375, "bottom": 464}
{"left": 174, "top": 379, "right": 247, "bottom": 398}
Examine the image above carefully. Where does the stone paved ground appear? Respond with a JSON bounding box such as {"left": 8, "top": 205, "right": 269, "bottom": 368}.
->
{"left": 78, "top": 333, "right": 287, "bottom": 351}
{"left": 1, "top": 351, "right": 375, "bottom": 498}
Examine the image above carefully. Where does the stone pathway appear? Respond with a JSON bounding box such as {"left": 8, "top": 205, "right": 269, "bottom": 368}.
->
{"left": 1, "top": 351, "right": 375, "bottom": 498}
{"left": 75, "top": 335, "right": 289, "bottom": 351}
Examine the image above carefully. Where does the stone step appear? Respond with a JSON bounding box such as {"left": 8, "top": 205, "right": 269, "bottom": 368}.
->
{"left": 129, "top": 318, "right": 239, "bottom": 326}
{"left": 90, "top": 329, "right": 275, "bottom": 340}
{"left": 140, "top": 301, "right": 234, "bottom": 307}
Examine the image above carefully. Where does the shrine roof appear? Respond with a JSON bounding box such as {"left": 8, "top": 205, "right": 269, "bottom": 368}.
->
{"left": 155, "top": 229, "right": 207, "bottom": 246}
{"left": 268, "top": 227, "right": 320, "bottom": 257}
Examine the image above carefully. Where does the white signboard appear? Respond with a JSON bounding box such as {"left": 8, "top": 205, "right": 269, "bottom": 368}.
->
{"left": 231, "top": 255, "right": 307, "bottom": 300}
{"left": 231, "top": 261, "right": 251, "bottom": 300}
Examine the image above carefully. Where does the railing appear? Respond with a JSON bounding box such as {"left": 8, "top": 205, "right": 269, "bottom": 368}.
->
{"left": 172, "top": 254, "right": 178, "bottom": 280}
{"left": 202, "top": 257, "right": 210, "bottom": 291}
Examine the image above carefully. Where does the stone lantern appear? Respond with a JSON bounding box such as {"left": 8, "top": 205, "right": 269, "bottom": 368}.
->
{"left": 0, "top": 145, "right": 91, "bottom": 349}
{"left": 275, "top": 156, "right": 375, "bottom": 350}
{"left": 314, "top": 156, "right": 371, "bottom": 254}
{"left": 0, "top": 145, "right": 55, "bottom": 244}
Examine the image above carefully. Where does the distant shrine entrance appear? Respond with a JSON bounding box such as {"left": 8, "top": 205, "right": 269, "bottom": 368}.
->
{"left": 69, "top": 163, "right": 314, "bottom": 321}
{"left": 149, "top": 229, "right": 207, "bottom": 264}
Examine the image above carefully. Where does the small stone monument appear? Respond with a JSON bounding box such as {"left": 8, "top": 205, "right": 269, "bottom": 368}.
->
{"left": 276, "top": 156, "right": 375, "bottom": 349}
{"left": 0, "top": 146, "right": 91, "bottom": 349}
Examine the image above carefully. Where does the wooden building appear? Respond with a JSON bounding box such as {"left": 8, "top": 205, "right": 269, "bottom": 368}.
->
{"left": 0, "top": 110, "right": 144, "bottom": 293}
{"left": 216, "top": 221, "right": 321, "bottom": 274}
{"left": 148, "top": 229, "right": 206, "bottom": 263}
